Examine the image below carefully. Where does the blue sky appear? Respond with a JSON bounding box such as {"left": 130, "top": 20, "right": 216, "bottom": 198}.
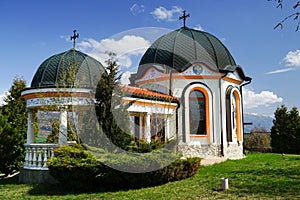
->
{"left": 0, "top": 0, "right": 299, "bottom": 116}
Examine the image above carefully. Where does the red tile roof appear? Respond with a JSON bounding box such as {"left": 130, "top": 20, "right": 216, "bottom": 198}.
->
{"left": 121, "top": 85, "right": 179, "bottom": 102}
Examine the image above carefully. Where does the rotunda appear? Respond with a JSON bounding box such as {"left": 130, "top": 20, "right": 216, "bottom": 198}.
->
{"left": 20, "top": 48, "right": 105, "bottom": 178}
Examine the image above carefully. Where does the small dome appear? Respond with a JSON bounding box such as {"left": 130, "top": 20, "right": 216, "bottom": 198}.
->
{"left": 139, "top": 27, "right": 236, "bottom": 72}
{"left": 31, "top": 49, "right": 105, "bottom": 89}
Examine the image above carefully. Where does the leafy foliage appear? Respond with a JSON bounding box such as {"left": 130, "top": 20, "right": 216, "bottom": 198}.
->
{"left": 46, "top": 118, "right": 81, "bottom": 144}
{"left": 244, "top": 126, "right": 271, "bottom": 152}
{"left": 48, "top": 145, "right": 200, "bottom": 191}
{"left": 271, "top": 105, "right": 300, "bottom": 153}
{"left": 0, "top": 78, "right": 27, "bottom": 175}
{"left": 269, "top": 0, "right": 300, "bottom": 31}
{"left": 127, "top": 138, "right": 177, "bottom": 153}
{"left": 47, "top": 145, "right": 102, "bottom": 189}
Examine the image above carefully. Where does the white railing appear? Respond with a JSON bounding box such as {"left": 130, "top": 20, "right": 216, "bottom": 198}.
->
{"left": 23, "top": 144, "right": 58, "bottom": 170}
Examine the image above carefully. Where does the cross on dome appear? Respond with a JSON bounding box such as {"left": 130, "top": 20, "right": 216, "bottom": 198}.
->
{"left": 179, "top": 10, "right": 190, "bottom": 28}
{"left": 70, "top": 30, "right": 79, "bottom": 49}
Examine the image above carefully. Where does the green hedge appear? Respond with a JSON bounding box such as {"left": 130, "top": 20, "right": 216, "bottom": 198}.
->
{"left": 48, "top": 145, "right": 201, "bottom": 190}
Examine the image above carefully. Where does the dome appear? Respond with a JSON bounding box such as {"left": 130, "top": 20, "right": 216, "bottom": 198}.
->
{"left": 30, "top": 49, "right": 105, "bottom": 89}
{"left": 139, "top": 27, "right": 236, "bottom": 72}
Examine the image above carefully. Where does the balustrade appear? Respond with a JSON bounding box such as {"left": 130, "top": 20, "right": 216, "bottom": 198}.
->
{"left": 23, "top": 144, "right": 57, "bottom": 170}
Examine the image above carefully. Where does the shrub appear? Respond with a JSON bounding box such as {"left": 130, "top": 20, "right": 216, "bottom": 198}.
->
{"left": 127, "top": 138, "right": 177, "bottom": 153}
{"left": 244, "top": 132, "right": 272, "bottom": 152}
{"left": 47, "top": 145, "right": 106, "bottom": 189}
{"left": 48, "top": 145, "right": 201, "bottom": 190}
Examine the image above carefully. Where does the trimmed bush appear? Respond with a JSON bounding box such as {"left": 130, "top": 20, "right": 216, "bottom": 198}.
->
{"left": 47, "top": 145, "right": 106, "bottom": 189}
{"left": 48, "top": 145, "right": 201, "bottom": 190}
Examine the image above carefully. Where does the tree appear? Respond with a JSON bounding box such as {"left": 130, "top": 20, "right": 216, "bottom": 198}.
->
{"left": 46, "top": 118, "right": 80, "bottom": 144}
{"left": 0, "top": 77, "right": 27, "bottom": 175}
{"left": 46, "top": 119, "right": 59, "bottom": 143}
{"left": 286, "top": 107, "right": 300, "bottom": 152}
{"left": 95, "top": 52, "right": 133, "bottom": 151}
{"left": 244, "top": 126, "right": 271, "bottom": 152}
{"left": 269, "top": 0, "right": 300, "bottom": 31}
{"left": 271, "top": 105, "right": 300, "bottom": 153}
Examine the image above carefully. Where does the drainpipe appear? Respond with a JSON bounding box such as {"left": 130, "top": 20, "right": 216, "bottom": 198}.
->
{"left": 175, "top": 99, "right": 180, "bottom": 152}
{"left": 240, "top": 77, "right": 252, "bottom": 142}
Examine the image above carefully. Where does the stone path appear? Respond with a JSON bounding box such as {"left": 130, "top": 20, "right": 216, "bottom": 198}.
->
{"left": 200, "top": 157, "right": 227, "bottom": 166}
{"left": 0, "top": 171, "right": 19, "bottom": 179}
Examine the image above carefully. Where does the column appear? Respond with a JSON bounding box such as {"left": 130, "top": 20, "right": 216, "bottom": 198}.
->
{"left": 145, "top": 113, "right": 151, "bottom": 143}
{"left": 26, "top": 109, "right": 35, "bottom": 144}
{"left": 165, "top": 116, "right": 170, "bottom": 141}
{"left": 58, "top": 106, "right": 68, "bottom": 145}
{"left": 139, "top": 115, "right": 143, "bottom": 139}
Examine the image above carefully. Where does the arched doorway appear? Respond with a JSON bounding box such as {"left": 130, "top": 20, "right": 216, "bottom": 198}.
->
{"left": 189, "top": 90, "right": 206, "bottom": 135}
{"left": 226, "top": 87, "right": 242, "bottom": 142}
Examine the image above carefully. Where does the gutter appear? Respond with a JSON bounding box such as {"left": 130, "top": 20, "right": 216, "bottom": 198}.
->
{"left": 174, "top": 99, "right": 180, "bottom": 152}
{"left": 240, "top": 76, "right": 252, "bottom": 141}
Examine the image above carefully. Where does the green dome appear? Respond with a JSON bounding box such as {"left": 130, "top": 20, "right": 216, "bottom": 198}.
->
{"left": 139, "top": 27, "right": 236, "bottom": 72}
{"left": 31, "top": 49, "right": 105, "bottom": 89}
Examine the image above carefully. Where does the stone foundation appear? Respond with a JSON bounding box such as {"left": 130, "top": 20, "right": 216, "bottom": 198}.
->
{"left": 178, "top": 142, "right": 244, "bottom": 159}
{"left": 178, "top": 143, "right": 222, "bottom": 158}
{"left": 19, "top": 167, "right": 58, "bottom": 184}
{"left": 224, "top": 142, "right": 244, "bottom": 159}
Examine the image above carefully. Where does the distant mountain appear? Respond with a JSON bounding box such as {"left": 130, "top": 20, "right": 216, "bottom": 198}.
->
{"left": 243, "top": 113, "right": 274, "bottom": 133}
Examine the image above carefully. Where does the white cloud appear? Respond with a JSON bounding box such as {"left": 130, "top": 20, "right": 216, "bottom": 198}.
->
{"left": 77, "top": 35, "right": 151, "bottom": 68}
{"left": 60, "top": 35, "right": 70, "bottom": 42}
{"left": 266, "top": 67, "right": 296, "bottom": 74}
{"left": 266, "top": 50, "right": 300, "bottom": 74}
{"left": 0, "top": 93, "right": 6, "bottom": 106}
{"left": 130, "top": 4, "right": 145, "bottom": 15}
{"left": 243, "top": 88, "right": 283, "bottom": 109}
{"left": 151, "top": 6, "right": 183, "bottom": 21}
{"left": 283, "top": 50, "right": 300, "bottom": 67}
{"left": 194, "top": 24, "right": 204, "bottom": 31}
{"left": 120, "top": 71, "right": 135, "bottom": 85}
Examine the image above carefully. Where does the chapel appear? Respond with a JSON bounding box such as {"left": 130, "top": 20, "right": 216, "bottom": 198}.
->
{"left": 19, "top": 14, "right": 251, "bottom": 183}
{"left": 129, "top": 21, "right": 251, "bottom": 158}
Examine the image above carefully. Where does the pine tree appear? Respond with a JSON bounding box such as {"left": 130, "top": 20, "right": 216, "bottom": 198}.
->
{"left": 287, "top": 107, "right": 300, "bottom": 153}
{"left": 271, "top": 105, "right": 300, "bottom": 154}
{"left": 0, "top": 77, "right": 27, "bottom": 175}
{"left": 95, "top": 52, "right": 133, "bottom": 151}
{"left": 271, "top": 105, "right": 289, "bottom": 153}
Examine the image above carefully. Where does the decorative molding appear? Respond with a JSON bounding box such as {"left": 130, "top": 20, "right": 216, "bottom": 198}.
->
{"left": 222, "top": 76, "right": 243, "bottom": 85}
{"left": 26, "top": 97, "right": 95, "bottom": 108}
{"left": 181, "top": 64, "right": 218, "bottom": 76}
{"left": 123, "top": 97, "right": 177, "bottom": 115}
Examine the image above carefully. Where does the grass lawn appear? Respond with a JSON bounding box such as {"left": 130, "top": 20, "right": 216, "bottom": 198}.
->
{"left": 0, "top": 153, "right": 299, "bottom": 199}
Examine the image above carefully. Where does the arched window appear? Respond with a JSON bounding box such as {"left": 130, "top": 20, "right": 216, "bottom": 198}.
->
{"left": 226, "top": 88, "right": 242, "bottom": 142}
{"left": 189, "top": 90, "right": 206, "bottom": 135}
{"left": 231, "top": 93, "right": 237, "bottom": 135}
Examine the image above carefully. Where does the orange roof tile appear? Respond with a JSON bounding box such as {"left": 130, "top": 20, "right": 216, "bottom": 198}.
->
{"left": 120, "top": 85, "right": 179, "bottom": 102}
